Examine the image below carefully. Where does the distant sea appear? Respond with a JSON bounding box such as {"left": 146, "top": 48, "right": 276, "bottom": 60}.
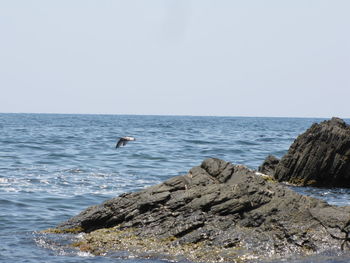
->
{"left": 1, "top": 113, "right": 350, "bottom": 263}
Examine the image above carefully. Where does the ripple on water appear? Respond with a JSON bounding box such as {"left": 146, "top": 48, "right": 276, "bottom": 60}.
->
{"left": 235, "top": 140, "right": 260, "bottom": 146}
{"left": 291, "top": 186, "right": 350, "bottom": 206}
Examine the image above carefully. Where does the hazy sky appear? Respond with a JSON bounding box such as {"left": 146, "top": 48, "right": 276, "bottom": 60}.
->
{"left": 1, "top": 1, "right": 349, "bottom": 117}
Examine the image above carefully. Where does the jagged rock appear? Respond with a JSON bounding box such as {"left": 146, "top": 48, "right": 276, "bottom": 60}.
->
{"left": 274, "top": 117, "right": 350, "bottom": 187}
{"left": 54, "top": 158, "right": 350, "bottom": 262}
{"left": 258, "top": 155, "right": 280, "bottom": 176}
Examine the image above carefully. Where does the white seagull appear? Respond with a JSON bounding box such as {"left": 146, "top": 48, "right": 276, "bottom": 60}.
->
{"left": 116, "top": 136, "right": 136, "bottom": 148}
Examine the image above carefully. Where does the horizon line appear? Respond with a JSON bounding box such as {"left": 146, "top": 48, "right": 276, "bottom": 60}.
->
{"left": 0, "top": 111, "right": 348, "bottom": 119}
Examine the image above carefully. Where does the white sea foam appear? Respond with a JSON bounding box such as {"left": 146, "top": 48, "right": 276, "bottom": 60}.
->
{"left": 76, "top": 233, "right": 85, "bottom": 239}
{"left": 254, "top": 171, "right": 265, "bottom": 176}
{"left": 0, "top": 178, "right": 10, "bottom": 185}
{"left": 77, "top": 251, "right": 94, "bottom": 257}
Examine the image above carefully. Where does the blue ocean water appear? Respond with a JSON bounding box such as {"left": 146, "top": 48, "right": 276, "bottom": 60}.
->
{"left": 1, "top": 113, "right": 350, "bottom": 263}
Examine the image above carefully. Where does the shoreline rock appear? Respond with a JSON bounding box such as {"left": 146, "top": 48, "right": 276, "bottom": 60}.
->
{"left": 53, "top": 158, "right": 350, "bottom": 262}
{"left": 258, "top": 155, "right": 280, "bottom": 176}
{"left": 273, "top": 117, "right": 350, "bottom": 187}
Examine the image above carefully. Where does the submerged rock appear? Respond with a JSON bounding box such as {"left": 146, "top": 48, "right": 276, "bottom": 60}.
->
{"left": 273, "top": 117, "right": 350, "bottom": 187}
{"left": 55, "top": 158, "right": 350, "bottom": 262}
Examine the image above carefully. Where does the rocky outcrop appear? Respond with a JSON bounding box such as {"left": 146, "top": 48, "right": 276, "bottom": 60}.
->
{"left": 258, "top": 155, "right": 280, "bottom": 176}
{"left": 273, "top": 117, "right": 350, "bottom": 187}
{"left": 54, "top": 158, "right": 350, "bottom": 262}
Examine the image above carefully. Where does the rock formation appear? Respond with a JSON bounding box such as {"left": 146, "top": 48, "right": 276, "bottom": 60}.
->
{"left": 273, "top": 117, "right": 350, "bottom": 187}
{"left": 54, "top": 158, "right": 350, "bottom": 262}
{"left": 258, "top": 155, "right": 280, "bottom": 176}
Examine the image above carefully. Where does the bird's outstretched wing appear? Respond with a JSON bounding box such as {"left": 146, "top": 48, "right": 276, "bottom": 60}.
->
{"left": 116, "top": 138, "right": 127, "bottom": 148}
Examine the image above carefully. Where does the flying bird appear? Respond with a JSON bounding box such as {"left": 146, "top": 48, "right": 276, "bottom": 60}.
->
{"left": 116, "top": 136, "right": 136, "bottom": 148}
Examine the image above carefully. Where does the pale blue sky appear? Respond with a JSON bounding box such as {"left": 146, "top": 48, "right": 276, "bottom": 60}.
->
{"left": 1, "top": 1, "right": 349, "bottom": 117}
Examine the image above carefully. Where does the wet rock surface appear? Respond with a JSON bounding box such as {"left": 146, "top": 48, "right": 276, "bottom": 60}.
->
{"left": 55, "top": 158, "right": 350, "bottom": 262}
{"left": 274, "top": 117, "right": 350, "bottom": 187}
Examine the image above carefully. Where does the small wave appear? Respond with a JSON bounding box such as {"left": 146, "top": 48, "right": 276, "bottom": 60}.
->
{"left": 125, "top": 164, "right": 156, "bottom": 169}
{"left": 47, "top": 153, "right": 76, "bottom": 158}
{"left": 89, "top": 172, "right": 109, "bottom": 178}
{"left": 0, "top": 154, "right": 18, "bottom": 159}
{"left": 1, "top": 187, "right": 19, "bottom": 193}
{"left": 23, "top": 145, "right": 45, "bottom": 150}
{"left": 0, "top": 198, "right": 30, "bottom": 207}
{"left": 235, "top": 140, "right": 259, "bottom": 146}
{"left": 77, "top": 251, "right": 94, "bottom": 257}
{"left": 256, "top": 137, "right": 275, "bottom": 142}
{"left": 200, "top": 148, "right": 244, "bottom": 155}
{"left": 63, "top": 168, "right": 85, "bottom": 173}
{"left": 291, "top": 186, "right": 350, "bottom": 207}
{"left": 183, "top": 139, "right": 216, "bottom": 145}
{"left": 0, "top": 177, "right": 9, "bottom": 183}
{"left": 130, "top": 153, "right": 168, "bottom": 161}
{"left": 34, "top": 232, "right": 84, "bottom": 257}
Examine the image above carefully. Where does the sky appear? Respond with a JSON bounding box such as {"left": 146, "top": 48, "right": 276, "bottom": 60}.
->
{"left": 0, "top": 0, "right": 349, "bottom": 118}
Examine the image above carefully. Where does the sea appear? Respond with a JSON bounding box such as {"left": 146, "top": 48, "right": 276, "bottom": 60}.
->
{"left": 1, "top": 113, "right": 350, "bottom": 263}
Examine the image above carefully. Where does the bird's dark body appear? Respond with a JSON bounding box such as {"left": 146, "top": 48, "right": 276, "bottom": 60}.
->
{"left": 116, "top": 136, "right": 136, "bottom": 148}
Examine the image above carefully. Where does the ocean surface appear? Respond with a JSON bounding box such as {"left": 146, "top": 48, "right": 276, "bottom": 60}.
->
{"left": 1, "top": 113, "right": 350, "bottom": 263}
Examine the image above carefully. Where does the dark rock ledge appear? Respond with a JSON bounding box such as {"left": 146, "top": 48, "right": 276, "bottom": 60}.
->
{"left": 50, "top": 158, "right": 350, "bottom": 262}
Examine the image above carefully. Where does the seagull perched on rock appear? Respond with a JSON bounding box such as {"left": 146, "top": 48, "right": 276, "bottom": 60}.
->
{"left": 116, "top": 136, "right": 136, "bottom": 148}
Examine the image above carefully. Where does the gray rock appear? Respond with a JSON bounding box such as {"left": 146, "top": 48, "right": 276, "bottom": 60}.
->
{"left": 55, "top": 158, "right": 350, "bottom": 262}
{"left": 274, "top": 117, "right": 350, "bottom": 187}
{"left": 258, "top": 155, "right": 280, "bottom": 176}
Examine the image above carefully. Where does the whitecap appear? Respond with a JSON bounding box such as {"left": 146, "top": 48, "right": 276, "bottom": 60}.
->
{"left": 0, "top": 177, "right": 9, "bottom": 183}
{"left": 77, "top": 251, "right": 94, "bottom": 257}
